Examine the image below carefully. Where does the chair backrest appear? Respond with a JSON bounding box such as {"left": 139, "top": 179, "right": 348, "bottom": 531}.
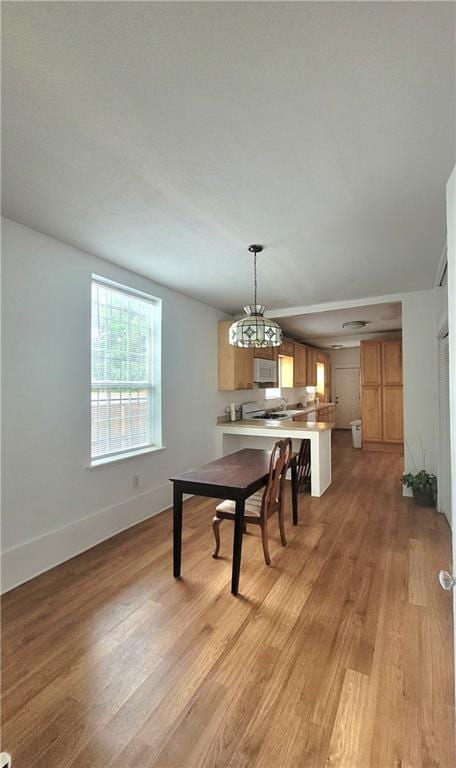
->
{"left": 262, "top": 438, "right": 292, "bottom": 515}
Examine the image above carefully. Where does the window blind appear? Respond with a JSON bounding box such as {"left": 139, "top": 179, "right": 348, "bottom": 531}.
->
{"left": 91, "top": 279, "right": 154, "bottom": 459}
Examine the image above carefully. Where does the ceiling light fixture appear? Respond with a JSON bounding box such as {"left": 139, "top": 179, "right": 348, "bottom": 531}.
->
{"left": 229, "top": 245, "right": 283, "bottom": 348}
{"left": 331, "top": 344, "right": 344, "bottom": 349}
{"left": 342, "top": 320, "right": 368, "bottom": 330}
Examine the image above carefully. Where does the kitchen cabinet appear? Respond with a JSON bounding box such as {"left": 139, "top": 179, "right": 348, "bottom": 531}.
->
{"left": 360, "top": 340, "right": 403, "bottom": 446}
{"left": 254, "top": 346, "right": 276, "bottom": 361}
{"left": 306, "top": 347, "right": 318, "bottom": 387}
{"left": 218, "top": 321, "right": 254, "bottom": 390}
{"left": 293, "top": 344, "right": 307, "bottom": 388}
{"left": 361, "top": 387, "right": 383, "bottom": 441}
{"left": 318, "top": 404, "right": 334, "bottom": 422}
{"left": 382, "top": 341, "right": 402, "bottom": 385}
{"left": 292, "top": 412, "right": 309, "bottom": 422}
{"left": 382, "top": 386, "right": 403, "bottom": 442}
{"left": 280, "top": 338, "right": 294, "bottom": 357}
{"left": 360, "top": 342, "right": 382, "bottom": 386}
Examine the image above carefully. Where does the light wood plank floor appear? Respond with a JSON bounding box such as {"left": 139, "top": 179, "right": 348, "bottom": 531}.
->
{"left": 2, "top": 432, "right": 454, "bottom": 767}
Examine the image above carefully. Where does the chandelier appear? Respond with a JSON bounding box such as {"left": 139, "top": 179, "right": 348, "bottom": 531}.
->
{"left": 229, "top": 245, "right": 283, "bottom": 348}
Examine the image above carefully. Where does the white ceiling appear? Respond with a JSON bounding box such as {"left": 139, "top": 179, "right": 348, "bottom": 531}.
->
{"left": 278, "top": 301, "right": 402, "bottom": 348}
{"left": 2, "top": 2, "right": 455, "bottom": 314}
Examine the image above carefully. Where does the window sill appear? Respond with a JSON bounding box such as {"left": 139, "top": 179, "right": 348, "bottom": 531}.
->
{"left": 88, "top": 445, "right": 166, "bottom": 468}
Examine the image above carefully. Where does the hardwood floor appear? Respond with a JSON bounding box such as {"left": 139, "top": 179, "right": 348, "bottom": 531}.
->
{"left": 2, "top": 432, "right": 454, "bottom": 767}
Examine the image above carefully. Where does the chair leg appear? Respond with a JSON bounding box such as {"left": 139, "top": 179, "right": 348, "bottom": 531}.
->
{"left": 212, "top": 516, "right": 221, "bottom": 558}
{"left": 260, "top": 518, "right": 271, "bottom": 566}
{"left": 278, "top": 500, "right": 287, "bottom": 547}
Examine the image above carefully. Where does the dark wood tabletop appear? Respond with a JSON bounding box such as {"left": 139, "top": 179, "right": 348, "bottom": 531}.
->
{"left": 170, "top": 448, "right": 274, "bottom": 494}
{"left": 170, "top": 448, "right": 298, "bottom": 595}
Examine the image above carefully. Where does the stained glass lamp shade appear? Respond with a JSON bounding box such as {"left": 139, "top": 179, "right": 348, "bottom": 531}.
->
{"left": 229, "top": 246, "right": 283, "bottom": 348}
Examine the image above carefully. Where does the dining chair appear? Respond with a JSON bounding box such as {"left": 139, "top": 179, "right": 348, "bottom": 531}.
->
{"left": 296, "top": 438, "right": 311, "bottom": 493}
{"left": 211, "top": 438, "right": 292, "bottom": 566}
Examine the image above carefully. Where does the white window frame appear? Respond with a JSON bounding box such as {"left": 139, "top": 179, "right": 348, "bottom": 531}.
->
{"left": 90, "top": 275, "right": 162, "bottom": 467}
{"left": 265, "top": 387, "right": 281, "bottom": 399}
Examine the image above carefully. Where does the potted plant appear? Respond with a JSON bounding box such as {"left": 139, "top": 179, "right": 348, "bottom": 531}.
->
{"left": 401, "top": 470, "right": 437, "bottom": 507}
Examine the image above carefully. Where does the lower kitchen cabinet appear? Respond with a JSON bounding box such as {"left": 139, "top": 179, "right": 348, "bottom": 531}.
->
{"left": 382, "top": 386, "right": 404, "bottom": 442}
{"left": 361, "top": 386, "right": 383, "bottom": 441}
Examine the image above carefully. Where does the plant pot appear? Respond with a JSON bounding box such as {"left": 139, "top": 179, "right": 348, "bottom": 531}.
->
{"left": 412, "top": 489, "right": 436, "bottom": 508}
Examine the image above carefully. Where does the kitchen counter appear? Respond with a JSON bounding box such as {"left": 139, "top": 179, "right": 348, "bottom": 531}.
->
{"left": 217, "top": 418, "right": 333, "bottom": 432}
{"left": 216, "top": 418, "right": 332, "bottom": 497}
{"left": 285, "top": 402, "right": 336, "bottom": 416}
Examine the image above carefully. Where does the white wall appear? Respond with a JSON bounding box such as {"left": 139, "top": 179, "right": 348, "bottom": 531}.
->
{"left": 445, "top": 166, "right": 455, "bottom": 691}
{"left": 402, "top": 290, "right": 439, "bottom": 479}
{"left": 1, "top": 218, "right": 230, "bottom": 591}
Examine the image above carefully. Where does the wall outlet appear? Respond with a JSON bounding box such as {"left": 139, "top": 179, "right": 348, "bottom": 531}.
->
{"left": 132, "top": 475, "right": 140, "bottom": 490}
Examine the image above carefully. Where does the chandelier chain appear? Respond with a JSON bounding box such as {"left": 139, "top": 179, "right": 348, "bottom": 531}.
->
{"left": 253, "top": 252, "right": 257, "bottom": 307}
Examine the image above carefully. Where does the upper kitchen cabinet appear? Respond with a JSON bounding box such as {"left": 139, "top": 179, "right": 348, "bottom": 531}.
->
{"left": 218, "top": 320, "right": 254, "bottom": 390}
{"left": 382, "top": 341, "right": 402, "bottom": 385}
{"left": 293, "top": 344, "right": 307, "bottom": 388}
{"left": 306, "top": 347, "right": 318, "bottom": 387}
{"left": 360, "top": 341, "right": 382, "bottom": 385}
{"left": 254, "top": 346, "right": 277, "bottom": 361}
{"left": 279, "top": 338, "right": 294, "bottom": 357}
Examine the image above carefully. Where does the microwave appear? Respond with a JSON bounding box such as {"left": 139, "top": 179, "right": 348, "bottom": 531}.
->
{"left": 253, "top": 357, "right": 278, "bottom": 384}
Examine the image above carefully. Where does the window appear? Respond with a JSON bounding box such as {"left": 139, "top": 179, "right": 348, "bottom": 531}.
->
{"left": 265, "top": 354, "right": 294, "bottom": 398}
{"left": 279, "top": 355, "right": 294, "bottom": 388}
{"left": 91, "top": 277, "right": 161, "bottom": 463}
{"left": 316, "top": 362, "right": 325, "bottom": 398}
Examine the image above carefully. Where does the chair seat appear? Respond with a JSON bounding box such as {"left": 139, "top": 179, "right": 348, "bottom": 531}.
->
{"left": 216, "top": 491, "right": 263, "bottom": 517}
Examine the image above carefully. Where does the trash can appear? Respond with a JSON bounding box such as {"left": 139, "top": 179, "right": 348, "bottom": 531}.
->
{"left": 350, "top": 419, "right": 362, "bottom": 448}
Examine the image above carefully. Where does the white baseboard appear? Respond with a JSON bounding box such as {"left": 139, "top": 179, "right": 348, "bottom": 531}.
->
{"left": 1, "top": 482, "right": 174, "bottom": 594}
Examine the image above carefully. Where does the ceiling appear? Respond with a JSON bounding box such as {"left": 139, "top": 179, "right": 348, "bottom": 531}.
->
{"left": 278, "top": 301, "right": 402, "bottom": 348}
{"left": 2, "top": 2, "right": 455, "bottom": 314}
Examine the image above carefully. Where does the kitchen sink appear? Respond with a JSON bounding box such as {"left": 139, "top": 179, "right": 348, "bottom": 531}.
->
{"left": 251, "top": 412, "right": 289, "bottom": 420}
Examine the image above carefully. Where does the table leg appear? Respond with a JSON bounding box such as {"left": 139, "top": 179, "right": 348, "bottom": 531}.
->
{"left": 291, "top": 458, "right": 298, "bottom": 525}
{"left": 173, "top": 483, "right": 183, "bottom": 578}
{"left": 231, "top": 498, "right": 245, "bottom": 595}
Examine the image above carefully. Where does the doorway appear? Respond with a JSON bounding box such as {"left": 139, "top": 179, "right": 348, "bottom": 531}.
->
{"left": 334, "top": 367, "right": 360, "bottom": 429}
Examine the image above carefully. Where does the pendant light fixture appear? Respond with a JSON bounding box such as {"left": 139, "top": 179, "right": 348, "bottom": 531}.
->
{"left": 229, "top": 245, "right": 283, "bottom": 348}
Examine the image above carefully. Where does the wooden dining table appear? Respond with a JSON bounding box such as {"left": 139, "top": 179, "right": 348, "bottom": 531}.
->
{"left": 170, "top": 448, "right": 298, "bottom": 595}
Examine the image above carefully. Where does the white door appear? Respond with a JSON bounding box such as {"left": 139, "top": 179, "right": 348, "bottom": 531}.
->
{"left": 334, "top": 367, "right": 360, "bottom": 428}
{"left": 439, "top": 333, "right": 452, "bottom": 527}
